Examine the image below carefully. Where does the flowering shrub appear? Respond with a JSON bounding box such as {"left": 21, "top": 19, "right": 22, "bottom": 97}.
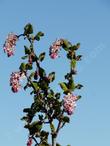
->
{"left": 4, "top": 23, "right": 83, "bottom": 146}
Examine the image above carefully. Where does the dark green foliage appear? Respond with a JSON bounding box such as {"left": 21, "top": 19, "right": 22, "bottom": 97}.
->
{"left": 67, "top": 79, "right": 75, "bottom": 91}
{"left": 24, "top": 23, "right": 33, "bottom": 35}
{"left": 31, "top": 81, "right": 40, "bottom": 91}
{"left": 48, "top": 72, "right": 55, "bottom": 82}
{"left": 26, "top": 63, "right": 33, "bottom": 70}
{"left": 34, "top": 31, "right": 44, "bottom": 41}
{"left": 25, "top": 121, "right": 42, "bottom": 135}
{"left": 19, "top": 62, "right": 26, "bottom": 71}
{"left": 9, "top": 23, "right": 82, "bottom": 146}
{"left": 62, "top": 39, "right": 71, "bottom": 51}
{"left": 39, "top": 52, "right": 46, "bottom": 62}
{"left": 24, "top": 45, "right": 31, "bottom": 55}
{"left": 39, "top": 67, "right": 46, "bottom": 78}
{"left": 76, "top": 55, "right": 82, "bottom": 61}
{"left": 55, "top": 93, "right": 61, "bottom": 99}
{"left": 59, "top": 82, "right": 69, "bottom": 93}
{"left": 56, "top": 143, "right": 61, "bottom": 146}
{"left": 71, "top": 59, "right": 76, "bottom": 68}
{"left": 21, "top": 55, "right": 28, "bottom": 60}
{"left": 62, "top": 116, "right": 70, "bottom": 123}
{"left": 75, "top": 84, "right": 83, "bottom": 89}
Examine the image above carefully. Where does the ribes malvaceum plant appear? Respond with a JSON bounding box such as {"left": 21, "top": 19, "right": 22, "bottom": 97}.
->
{"left": 4, "top": 23, "right": 83, "bottom": 146}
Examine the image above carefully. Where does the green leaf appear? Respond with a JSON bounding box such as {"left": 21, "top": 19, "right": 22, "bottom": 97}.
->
{"left": 62, "top": 39, "right": 70, "bottom": 51}
{"left": 37, "top": 31, "right": 44, "bottom": 37}
{"left": 38, "top": 115, "right": 44, "bottom": 121}
{"left": 23, "top": 108, "right": 31, "bottom": 113}
{"left": 26, "top": 121, "right": 42, "bottom": 135}
{"left": 40, "top": 80, "right": 49, "bottom": 90}
{"left": 40, "top": 130, "right": 49, "bottom": 139}
{"left": 77, "top": 95, "right": 82, "bottom": 100}
{"left": 76, "top": 43, "right": 80, "bottom": 49}
{"left": 26, "top": 63, "right": 33, "bottom": 70}
{"left": 34, "top": 35, "right": 40, "bottom": 41}
{"left": 34, "top": 122, "right": 42, "bottom": 131}
{"left": 24, "top": 45, "right": 31, "bottom": 54}
{"left": 31, "top": 81, "right": 40, "bottom": 91}
{"left": 62, "top": 116, "right": 70, "bottom": 123}
{"left": 48, "top": 72, "right": 55, "bottom": 82}
{"left": 39, "top": 67, "right": 46, "bottom": 78}
{"left": 68, "top": 79, "right": 75, "bottom": 91}
{"left": 47, "top": 93, "right": 53, "bottom": 98}
{"left": 55, "top": 93, "right": 61, "bottom": 99}
{"left": 24, "top": 23, "right": 33, "bottom": 35}
{"left": 39, "top": 52, "right": 46, "bottom": 62}
{"left": 21, "top": 116, "right": 28, "bottom": 122}
{"left": 76, "top": 55, "right": 82, "bottom": 61}
{"left": 56, "top": 143, "right": 61, "bottom": 146}
{"left": 69, "top": 43, "right": 80, "bottom": 51}
{"left": 65, "top": 73, "right": 71, "bottom": 80}
{"left": 59, "top": 82, "right": 69, "bottom": 92}
{"left": 34, "top": 31, "right": 44, "bottom": 41}
{"left": 29, "top": 72, "right": 35, "bottom": 79}
{"left": 21, "top": 55, "right": 28, "bottom": 60}
{"left": 71, "top": 59, "right": 76, "bottom": 68}
{"left": 19, "top": 63, "right": 26, "bottom": 71}
{"left": 75, "top": 84, "right": 83, "bottom": 89}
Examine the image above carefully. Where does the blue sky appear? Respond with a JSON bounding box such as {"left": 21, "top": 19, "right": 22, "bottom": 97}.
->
{"left": 0, "top": 0, "right": 110, "bottom": 146}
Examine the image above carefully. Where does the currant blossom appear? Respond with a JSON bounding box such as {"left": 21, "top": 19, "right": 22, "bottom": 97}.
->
{"left": 3, "top": 33, "right": 18, "bottom": 57}
{"left": 10, "top": 72, "right": 25, "bottom": 93}
{"left": 49, "top": 39, "right": 63, "bottom": 59}
{"left": 63, "top": 93, "right": 78, "bottom": 115}
{"left": 27, "top": 137, "right": 33, "bottom": 146}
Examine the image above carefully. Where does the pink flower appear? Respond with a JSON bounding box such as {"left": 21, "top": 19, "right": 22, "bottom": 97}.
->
{"left": 3, "top": 33, "right": 18, "bottom": 57}
{"left": 10, "top": 72, "right": 25, "bottom": 93}
{"left": 63, "top": 93, "right": 77, "bottom": 115}
{"left": 50, "top": 52, "right": 58, "bottom": 59}
{"left": 49, "top": 39, "right": 63, "bottom": 59}
{"left": 27, "top": 137, "right": 33, "bottom": 146}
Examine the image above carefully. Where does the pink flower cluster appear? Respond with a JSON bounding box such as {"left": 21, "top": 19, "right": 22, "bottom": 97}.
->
{"left": 63, "top": 93, "right": 77, "bottom": 115}
{"left": 3, "top": 33, "right": 18, "bottom": 57}
{"left": 49, "top": 39, "right": 63, "bottom": 59}
{"left": 10, "top": 72, "right": 25, "bottom": 93}
{"left": 27, "top": 137, "right": 33, "bottom": 146}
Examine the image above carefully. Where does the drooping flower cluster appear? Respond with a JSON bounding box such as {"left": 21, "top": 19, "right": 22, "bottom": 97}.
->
{"left": 49, "top": 39, "right": 63, "bottom": 59}
{"left": 3, "top": 33, "right": 18, "bottom": 57}
{"left": 27, "top": 137, "right": 33, "bottom": 146}
{"left": 63, "top": 93, "right": 78, "bottom": 115}
{"left": 10, "top": 72, "right": 25, "bottom": 93}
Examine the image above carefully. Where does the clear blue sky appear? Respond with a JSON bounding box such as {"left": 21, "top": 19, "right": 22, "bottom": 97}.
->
{"left": 0, "top": 0, "right": 110, "bottom": 146}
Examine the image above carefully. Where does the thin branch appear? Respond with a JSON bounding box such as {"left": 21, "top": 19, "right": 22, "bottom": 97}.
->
{"left": 32, "top": 136, "right": 39, "bottom": 145}
{"left": 17, "top": 33, "right": 24, "bottom": 38}
{"left": 56, "top": 120, "right": 62, "bottom": 135}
